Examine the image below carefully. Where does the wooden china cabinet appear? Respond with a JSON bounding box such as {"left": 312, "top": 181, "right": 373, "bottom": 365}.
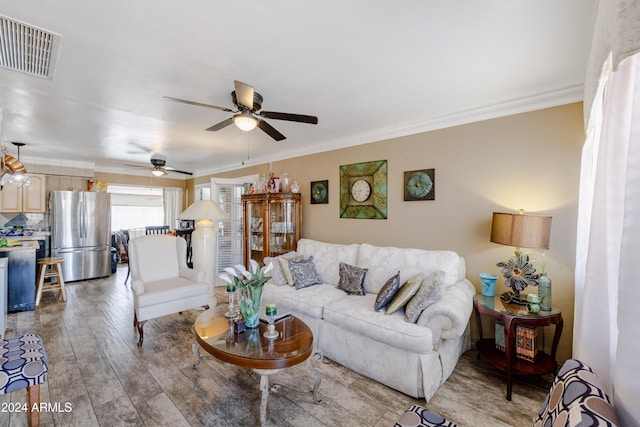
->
{"left": 242, "top": 192, "right": 301, "bottom": 266}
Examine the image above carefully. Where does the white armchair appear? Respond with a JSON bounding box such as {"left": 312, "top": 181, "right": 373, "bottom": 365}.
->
{"left": 129, "top": 234, "right": 212, "bottom": 346}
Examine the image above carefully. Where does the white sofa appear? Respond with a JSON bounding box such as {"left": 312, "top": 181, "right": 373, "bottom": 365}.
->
{"left": 262, "top": 238, "right": 475, "bottom": 402}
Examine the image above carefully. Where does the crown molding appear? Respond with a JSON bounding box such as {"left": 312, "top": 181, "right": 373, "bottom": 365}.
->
{"left": 200, "top": 85, "right": 584, "bottom": 175}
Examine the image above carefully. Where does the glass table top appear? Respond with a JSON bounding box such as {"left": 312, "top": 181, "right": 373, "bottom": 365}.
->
{"left": 194, "top": 308, "right": 313, "bottom": 363}
{"left": 474, "top": 294, "right": 561, "bottom": 318}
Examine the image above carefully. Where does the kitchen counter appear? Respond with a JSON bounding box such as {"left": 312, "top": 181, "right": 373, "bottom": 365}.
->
{"left": 0, "top": 240, "right": 39, "bottom": 252}
{"left": 3, "top": 232, "right": 50, "bottom": 241}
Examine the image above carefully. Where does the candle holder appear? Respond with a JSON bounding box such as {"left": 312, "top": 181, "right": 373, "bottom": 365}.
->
{"left": 263, "top": 303, "right": 279, "bottom": 339}
{"left": 225, "top": 285, "right": 237, "bottom": 318}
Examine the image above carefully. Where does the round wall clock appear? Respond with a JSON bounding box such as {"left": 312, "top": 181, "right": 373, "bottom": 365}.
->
{"left": 350, "top": 179, "right": 371, "bottom": 202}
{"left": 339, "top": 160, "right": 388, "bottom": 219}
{"left": 311, "top": 180, "right": 328, "bottom": 204}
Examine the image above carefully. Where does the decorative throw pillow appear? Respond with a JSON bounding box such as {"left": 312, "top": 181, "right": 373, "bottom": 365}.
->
{"left": 374, "top": 271, "right": 401, "bottom": 310}
{"left": 337, "top": 262, "right": 368, "bottom": 295}
{"left": 279, "top": 254, "right": 304, "bottom": 286}
{"left": 265, "top": 252, "right": 297, "bottom": 286}
{"left": 290, "top": 256, "right": 322, "bottom": 289}
{"left": 405, "top": 271, "right": 445, "bottom": 322}
{"left": 385, "top": 274, "right": 424, "bottom": 315}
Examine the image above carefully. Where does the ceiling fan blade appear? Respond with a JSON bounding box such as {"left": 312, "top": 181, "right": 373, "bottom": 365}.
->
{"left": 124, "top": 164, "right": 151, "bottom": 169}
{"left": 165, "top": 167, "right": 193, "bottom": 176}
{"left": 260, "top": 111, "right": 318, "bottom": 124}
{"left": 234, "top": 81, "right": 254, "bottom": 110}
{"left": 163, "top": 96, "right": 233, "bottom": 112}
{"left": 257, "top": 119, "right": 286, "bottom": 141}
{"left": 206, "top": 117, "right": 234, "bottom": 131}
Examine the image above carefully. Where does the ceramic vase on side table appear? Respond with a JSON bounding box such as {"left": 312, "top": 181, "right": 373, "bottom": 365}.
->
{"left": 479, "top": 273, "right": 498, "bottom": 297}
{"left": 537, "top": 272, "right": 552, "bottom": 311}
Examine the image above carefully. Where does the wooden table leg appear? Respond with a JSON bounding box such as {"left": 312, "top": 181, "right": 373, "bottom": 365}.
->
{"left": 503, "top": 316, "right": 516, "bottom": 401}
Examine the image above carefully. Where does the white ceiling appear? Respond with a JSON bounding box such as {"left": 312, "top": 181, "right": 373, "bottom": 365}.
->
{"left": 0, "top": 1, "right": 597, "bottom": 179}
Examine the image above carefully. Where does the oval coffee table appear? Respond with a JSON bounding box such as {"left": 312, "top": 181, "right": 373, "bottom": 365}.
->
{"left": 193, "top": 308, "right": 322, "bottom": 426}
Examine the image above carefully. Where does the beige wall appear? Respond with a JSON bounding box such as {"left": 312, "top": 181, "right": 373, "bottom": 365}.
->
{"left": 194, "top": 103, "right": 585, "bottom": 362}
{"left": 27, "top": 167, "right": 188, "bottom": 206}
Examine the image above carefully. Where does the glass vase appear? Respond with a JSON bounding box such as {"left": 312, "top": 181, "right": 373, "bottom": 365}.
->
{"left": 537, "top": 273, "right": 552, "bottom": 311}
{"left": 239, "top": 284, "right": 264, "bottom": 328}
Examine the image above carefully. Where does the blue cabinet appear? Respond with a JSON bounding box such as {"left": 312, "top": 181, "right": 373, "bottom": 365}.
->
{"left": 0, "top": 246, "right": 36, "bottom": 312}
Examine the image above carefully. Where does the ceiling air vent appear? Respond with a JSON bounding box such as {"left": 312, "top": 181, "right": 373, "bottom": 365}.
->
{"left": 0, "top": 14, "right": 61, "bottom": 79}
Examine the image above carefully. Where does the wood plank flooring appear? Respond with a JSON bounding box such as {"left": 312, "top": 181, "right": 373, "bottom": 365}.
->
{"left": 0, "top": 266, "right": 549, "bottom": 426}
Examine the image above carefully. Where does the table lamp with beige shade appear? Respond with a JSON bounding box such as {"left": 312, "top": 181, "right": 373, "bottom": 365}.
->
{"left": 490, "top": 211, "right": 552, "bottom": 305}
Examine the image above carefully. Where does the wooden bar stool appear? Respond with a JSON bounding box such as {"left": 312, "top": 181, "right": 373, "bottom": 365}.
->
{"left": 35, "top": 257, "right": 66, "bottom": 306}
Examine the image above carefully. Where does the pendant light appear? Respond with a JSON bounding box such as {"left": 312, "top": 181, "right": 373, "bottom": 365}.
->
{"left": 8, "top": 142, "right": 31, "bottom": 188}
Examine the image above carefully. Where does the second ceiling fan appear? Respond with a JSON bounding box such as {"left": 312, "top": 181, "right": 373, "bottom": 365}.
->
{"left": 164, "top": 80, "right": 318, "bottom": 141}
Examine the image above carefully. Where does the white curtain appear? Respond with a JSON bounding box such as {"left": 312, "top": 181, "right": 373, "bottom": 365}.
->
{"left": 575, "top": 52, "right": 640, "bottom": 426}
{"left": 163, "top": 188, "right": 183, "bottom": 229}
{"left": 584, "top": 0, "right": 640, "bottom": 125}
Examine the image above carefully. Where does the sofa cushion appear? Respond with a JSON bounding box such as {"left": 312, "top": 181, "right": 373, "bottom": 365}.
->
{"left": 374, "top": 271, "right": 401, "bottom": 311}
{"left": 386, "top": 274, "right": 423, "bottom": 314}
{"left": 290, "top": 257, "right": 322, "bottom": 289}
{"left": 337, "top": 262, "right": 367, "bottom": 295}
{"left": 263, "top": 282, "right": 345, "bottom": 319}
{"left": 296, "top": 239, "right": 360, "bottom": 285}
{"left": 357, "top": 244, "right": 462, "bottom": 294}
{"left": 264, "top": 252, "right": 298, "bottom": 286}
{"left": 323, "top": 294, "right": 433, "bottom": 353}
{"left": 405, "top": 271, "right": 445, "bottom": 323}
{"left": 136, "top": 277, "right": 209, "bottom": 307}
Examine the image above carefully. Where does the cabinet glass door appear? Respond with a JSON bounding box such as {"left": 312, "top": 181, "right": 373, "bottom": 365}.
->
{"left": 246, "top": 199, "right": 265, "bottom": 263}
{"left": 268, "top": 200, "right": 298, "bottom": 257}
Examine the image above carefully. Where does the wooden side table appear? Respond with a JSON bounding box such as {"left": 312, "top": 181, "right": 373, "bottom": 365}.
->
{"left": 473, "top": 294, "right": 563, "bottom": 400}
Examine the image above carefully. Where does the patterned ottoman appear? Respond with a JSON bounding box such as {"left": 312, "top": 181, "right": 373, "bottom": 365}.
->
{"left": 0, "top": 334, "right": 48, "bottom": 427}
{"left": 534, "top": 359, "right": 620, "bottom": 427}
{"left": 396, "top": 405, "right": 458, "bottom": 427}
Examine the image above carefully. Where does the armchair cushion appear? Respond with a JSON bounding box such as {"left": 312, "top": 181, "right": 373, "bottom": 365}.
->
{"left": 132, "top": 235, "right": 181, "bottom": 282}
{"left": 179, "top": 267, "right": 205, "bottom": 283}
{"left": 136, "top": 277, "right": 209, "bottom": 308}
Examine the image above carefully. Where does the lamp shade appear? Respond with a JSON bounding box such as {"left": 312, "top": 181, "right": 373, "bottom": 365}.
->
{"left": 233, "top": 112, "right": 258, "bottom": 131}
{"left": 178, "top": 200, "right": 230, "bottom": 221}
{"left": 1, "top": 153, "right": 27, "bottom": 175}
{"left": 490, "top": 212, "right": 552, "bottom": 250}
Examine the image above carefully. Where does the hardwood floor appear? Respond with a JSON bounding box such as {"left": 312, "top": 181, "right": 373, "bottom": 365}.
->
{"left": 0, "top": 266, "right": 549, "bottom": 426}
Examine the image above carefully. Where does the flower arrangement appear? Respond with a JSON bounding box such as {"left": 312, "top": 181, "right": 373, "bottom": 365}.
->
{"left": 496, "top": 252, "right": 540, "bottom": 295}
{"left": 219, "top": 260, "right": 273, "bottom": 328}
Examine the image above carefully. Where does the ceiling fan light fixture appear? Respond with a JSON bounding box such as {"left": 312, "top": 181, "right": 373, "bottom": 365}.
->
{"left": 233, "top": 111, "right": 258, "bottom": 131}
{"left": 151, "top": 167, "right": 166, "bottom": 177}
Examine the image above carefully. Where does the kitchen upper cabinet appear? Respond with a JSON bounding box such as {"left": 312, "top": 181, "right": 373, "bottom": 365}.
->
{"left": 0, "top": 174, "right": 47, "bottom": 213}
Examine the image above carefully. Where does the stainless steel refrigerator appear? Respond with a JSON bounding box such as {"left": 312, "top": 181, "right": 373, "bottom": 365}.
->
{"left": 51, "top": 190, "right": 112, "bottom": 282}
